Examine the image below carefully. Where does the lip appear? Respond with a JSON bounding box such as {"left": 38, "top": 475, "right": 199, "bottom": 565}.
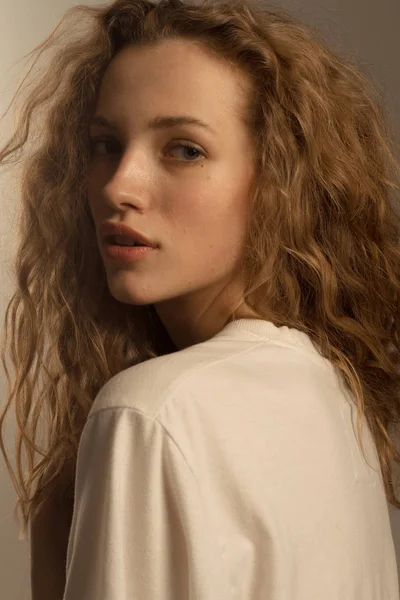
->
{"left": 100, "top": 221, "right": 159, "bottom": 248}
{"left": 104, "top": 243, "right": 156, "bottom": 263}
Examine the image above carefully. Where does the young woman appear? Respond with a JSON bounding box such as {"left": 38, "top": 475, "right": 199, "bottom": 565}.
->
{"left": 1, "top": 0, "right": 399, "bottom": 598}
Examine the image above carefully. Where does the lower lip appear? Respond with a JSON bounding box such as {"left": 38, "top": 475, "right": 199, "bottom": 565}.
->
{"left": 104, "top": 243, "right": 157, "bottom": 262}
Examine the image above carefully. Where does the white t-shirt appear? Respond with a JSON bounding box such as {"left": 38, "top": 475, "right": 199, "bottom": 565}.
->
{"left": 63, "top": 318, "right": 399, "bottom": 599}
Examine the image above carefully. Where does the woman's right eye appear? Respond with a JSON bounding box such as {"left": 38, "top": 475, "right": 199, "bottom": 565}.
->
{"left": 89, "top": 138, "right": 119, "bottom": 155}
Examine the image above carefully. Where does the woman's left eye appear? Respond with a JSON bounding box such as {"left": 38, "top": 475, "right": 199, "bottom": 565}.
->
{"left": 88, "top": 138, "right": 205, "bottom": 162}
{"left": 169, "top": 143, "right": 205, "bottom": 162}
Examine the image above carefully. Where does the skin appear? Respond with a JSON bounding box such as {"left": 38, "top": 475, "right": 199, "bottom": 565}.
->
{"left": 88, "top": 38, "right": 262, "bottom": 351}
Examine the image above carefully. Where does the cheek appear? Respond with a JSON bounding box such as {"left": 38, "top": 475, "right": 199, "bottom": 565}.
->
{"left": 86, "top": 169, "right": 112, "bottom": 221}
{"left": 86, "top": 176, "right": 101, "bottom": 211}
{"left": 87, "top": 161, "right": 112, "bottom": 198}
{"left": 175, "top": 199, "right": 247, "bottom": 260}
{"left": 183, "top": 181, "right": 249, "bottom": 236}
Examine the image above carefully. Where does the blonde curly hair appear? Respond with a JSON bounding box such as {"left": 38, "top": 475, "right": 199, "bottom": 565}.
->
{"left": 1, "top": 0, "right": 399, "bottom": 541}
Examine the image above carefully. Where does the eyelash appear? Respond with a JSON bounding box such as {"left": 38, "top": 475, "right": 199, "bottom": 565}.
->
{"left": 88, "top": 137, "right": 205, "bottom": 163}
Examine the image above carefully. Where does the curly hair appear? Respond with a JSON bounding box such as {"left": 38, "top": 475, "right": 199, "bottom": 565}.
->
{"left": 1, "top": 0, "right": 399, "bottom": 542}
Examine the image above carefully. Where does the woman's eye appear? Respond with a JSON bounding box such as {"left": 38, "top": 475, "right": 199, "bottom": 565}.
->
{"left": 169, "top": 144, "right": 205, "bottom": 162}
{"left": 89, "top": 139, "right": 119, "bottom": 156}
{"left": 89, "top": 138, "right": 205, "bottom": 163}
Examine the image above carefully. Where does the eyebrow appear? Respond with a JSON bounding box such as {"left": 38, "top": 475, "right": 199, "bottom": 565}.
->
{"left": 88, "top": 114, "right": 216, "bottom": 135}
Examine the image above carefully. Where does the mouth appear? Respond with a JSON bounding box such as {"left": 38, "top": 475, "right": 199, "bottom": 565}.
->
{"left": 101, "top": 222, "right": 158, "bottom": 249}
{"left": 106, "top": 235, "right": 150, "bottom": 248}
{"left": 103, "top": 238, "right": 157, "bottom": 263}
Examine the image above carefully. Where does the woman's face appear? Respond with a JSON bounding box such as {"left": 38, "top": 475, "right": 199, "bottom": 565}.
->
{"left": 88, "top": 37, "right": 258, "bottom": 348}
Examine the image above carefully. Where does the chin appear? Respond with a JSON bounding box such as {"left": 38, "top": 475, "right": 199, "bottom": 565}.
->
{"left": 108, "top": 286, "right": 153, "bottom": 306}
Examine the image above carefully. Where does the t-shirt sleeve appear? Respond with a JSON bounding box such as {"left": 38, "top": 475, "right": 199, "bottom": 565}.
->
{"left": 62, "top": 407, "right": 231, "bottom": 600}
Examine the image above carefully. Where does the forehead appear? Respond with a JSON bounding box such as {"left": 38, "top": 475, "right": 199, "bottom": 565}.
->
{"left": 96, "top": 38, "right": 250, "bottom": 131}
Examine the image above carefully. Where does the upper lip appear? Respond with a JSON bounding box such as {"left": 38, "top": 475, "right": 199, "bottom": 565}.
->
{"left": 101, "top": 222, "right": 159, "bottom": 248}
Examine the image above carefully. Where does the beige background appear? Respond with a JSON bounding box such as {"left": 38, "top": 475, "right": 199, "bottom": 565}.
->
{"left": 0, "top": 1, "right": 399, "bottom": 597}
